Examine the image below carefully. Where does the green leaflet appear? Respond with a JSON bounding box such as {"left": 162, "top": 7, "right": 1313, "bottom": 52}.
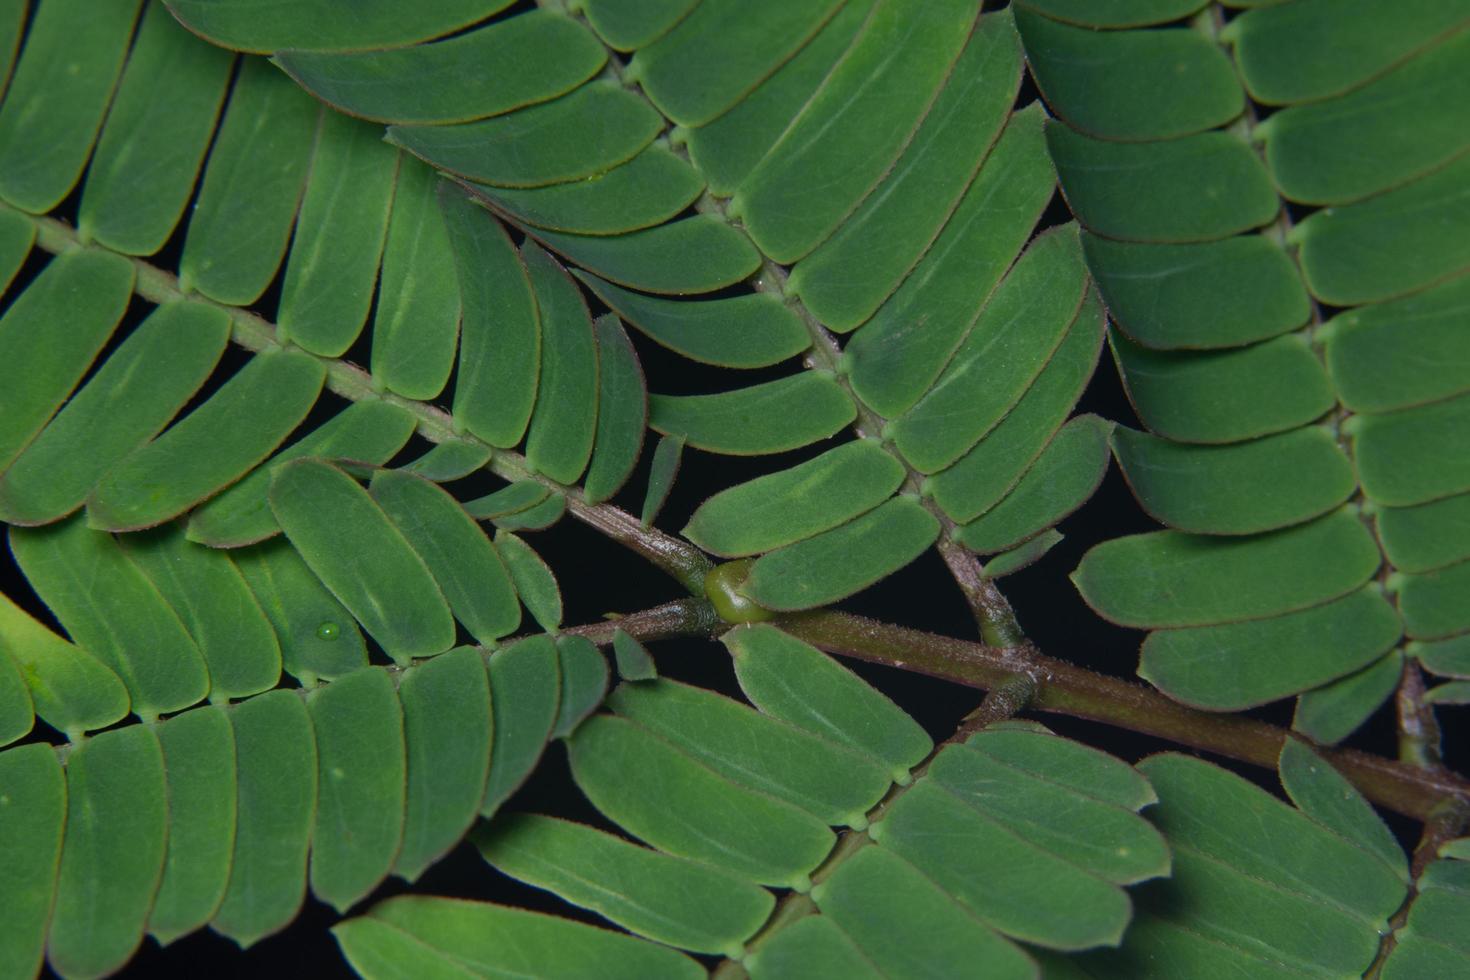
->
{"left": 582, "top": 315, "right": 646, "bottom": 505}
{"left": 11, "top": 517, "right": 207, "bottom": 719}
{"left": 166, "top": 0, "right": 515, "bottom": 53}
{"left": 787, "top": 11, "right": 1023, "bottom": 330}
{"left": 1376, "top": 492, "right": 1470, "bottom": 573}
{"left": 982, "top": 530, "right": 1064, "bottom": 579}
{"left": 611, "top": 629, "right": 657, "bottom": 682}
{"left": 741, "top": 497, "right": 940, "bottom": 611}
{"left": 1016, "top": 0, "right": 1208, "bottom": 29}
{"left": 0, "top": 0, "right": 140, "bottom": 213}
{"left": 941, "top": 736, "right": 1168, "bottom": 884}
{"left": 370, "top": 160, "right": 461, "bottom": 402}
{"left": 400, "top": 440, "right": 492, "bottom": 483}
{"left": 684, "top": 440, "right": 905, "bottom": 558}
{"left": 491, "top": 491, "right": 567, "bottom": 533}
{"left": 1111, "top": 330, "right": 1335, "bottom": 444}
{"left": 277, "top": 12, "right": 605, "bottom": 125}
{"left": 0, "top": 593, "right": 128, "bottom": 738}
{"left": 1424, "top": 681, "right": 1470, "bottom": 705}
{"left": 870, "top": 779, "right": 1136, "bottom": 950}
{"left": 0, "top": 650, "right": 28, "bottom": 746}
{"left": 0, "top": 301, "right": 230, "bottom": 527}
{"left": 1112, "top": 425, "right": 1356, "bottom": 535}
{"left": 630, "top": 0, "right": 843, "bottom": 127}
{"left": 728, "top": 0, "right": 977, "bottom": 263}
{"left": 395, "top": 647, "right": 493, "bottom": 882}
{"left": 576, "top": 270, "right": 809, "bottom": 369}
{"left": 650, "top": 373, "right": 856, "bottom": 456}
{"left": 0, "top": 207, "right": 30, "bottom": 292}
{"left": 966, "top": 725, "right": 1156, "bottom": 810}
{"left": 77, "top": 3, "right": 234, "bottom": 255}
{"left": 1257, "top": 29, "right": 1470, "bottom": 205}
{"left": 277, "top": 111, "right": 398, "bottom": 358}
{"left": 609, "top": 680, "right": 892, "bottom": 828}
{"left": 0, "top": 744, "right": 64, "bottom": 979}
{"left": 0, "top": 248, "right": 133, "bottom": 475}
{"left": 482, "top": 635, "right": 561, "bottom": 815}
{"left": 725, "top": 624, "right": 932, "bottom": 781}
{"left": 681, "top": 0, "right": 874, "bottom": 197}
{"left": 1277, "top": 739, "right": 1408, "bottom": 882}
{"left": 1147, "top": 754, "right": 1406, "bottom": 922}
{"left": 1084, "top": 233, "right": 1310, "bottom": 351}
{"left": 1293, "top": 649, "right": 1404, "bottom": 746}
{"left": 333, "top": 918, "right": 482, "bottom": 980}
{"left": 1101, "top": 754, "right": 1408, "bottom": 976}
{"left": 177, "top": 56, "right": 319, "bottom": 306}
{"left": 746, "top": 916, "right": 884, "bottom": 980}
{"left": 552, "top": 635, "right": 609, "bottom": 740}
{"left": 88, "top": 347, "right": 326, "bottom": 532}
{"left": 890, "top": 224, "right": 1088, "bottom": 474}
{"left": 233, "top": 539, "right": 370, "bottom": 686}
{"left": 0, "top": 4, "right": 27, "bottom": 96}
{"left": 1352, "top": 391, "right": 1470, "bottom": 506}
{"left": 390, "top": 82, "right": 660, "bottom": 188}
{"left": 641, "top": 434, "right": 683, "bottom": 528}
{"left": 568, "top": 714, "right": 835, "bottom": 888}
{"left": 522, "top": 242, "right": 599, "bottom": 485}
{"left": 956, "top": 414, "right": 1112, "bottom": 554}
{"left": 1291, "top": 152, "right": 1470, "bottom": 306}
{"left": 370, "top": 469, "right": 521, "bottom": 644}
{"left": 1139, "top": 586, "right": 1404, "bottom": 709}
{"left": 1396, "top": 559, "right": 1470, "bottom": 639}
{"left": 1018, "top": 7, "right": 1241, "bottom": 141}
{"left": 464, "top": 480, "right": 550, "bottom": 521}
{"left": 813, "top": 847, "right": 1035, "bottom": 977}
{"left": 340, "top": 896, "right": 704, "bottom": 980}
{"left": 929, "top": 289, "right": 1105, "bottom": 524}
{"left": 187, "top": 400, "right": 417, "bottom": 548}
{"left": 1224, "top": 0, "right": 1470, "bottom": 104}
{"left": 1440, "top": 840, "right": 1470, "bottom": 860}
{"left": 121, "top": 523, "right": 281, "bottom": 701}
{"left": 439, "top": 185, "right": 540, "bottom": 449}
{"left": 1047, "top": 123, "right": 1278, "bottom": 242}
{"left": 47, "top": 726, "right": 167, "bottom": 980}
{"left": 308, "top": 667, "right": 406, "bottom": 913}
{"left": 564, "top": 315, "right": 640, "bottom": 499}
{"left": 1325, "top": 271, "right": 1470, "bottom": 414}
{"left": 476, "top": 814, "right": 773, "bottom": 957}
{"left": 530, "top": 215, "right": 762, "bottom": 295}
{"left": 495, "top": 532, "right": 562, "bottom": 632}
{"left": 212, "top": 690, "right": 317, "bottom": 948}
{"left": 1418, "top": 635, "right": 1470, "bottom": 678}
{"left": 579, "top": 0, "right": 700, "bottom": 51}
{"left": 1072, "top": 508, "right": 1381, "bottom": 628}
{"left": 475, "top": 145, "right": 703, "bottom": 236}
{"left": 834, "top": 104, "right": 1052, "bottom": 417}
{"left": 149, "top": 707, "right": 236, "bottom": 946}
{"left": 271, "top": 459, "right": 454, "bottom": 663}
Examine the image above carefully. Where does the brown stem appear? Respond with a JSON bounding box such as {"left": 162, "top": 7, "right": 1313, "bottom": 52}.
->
{"left": 562, "top": 598, "right": 721, "bottom": 647}
{"left": 1395, "top": 658, "right": 1443, "bottom": 768}
{"left": 777, "top": 609, "right": 1470, "bottom": 821}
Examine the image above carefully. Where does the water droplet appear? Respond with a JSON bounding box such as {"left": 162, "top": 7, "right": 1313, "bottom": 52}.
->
{"left": 316, "top": 621, "right": 341, "bottom": 641}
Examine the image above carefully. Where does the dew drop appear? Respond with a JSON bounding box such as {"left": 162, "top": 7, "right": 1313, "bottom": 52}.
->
{"left": 316, "top": 621, "right": 341, "bottom": 642}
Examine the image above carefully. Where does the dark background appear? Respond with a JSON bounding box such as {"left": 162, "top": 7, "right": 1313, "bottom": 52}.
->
{"left": 1, "top": 8, "right": 1458, "bottom": 976}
